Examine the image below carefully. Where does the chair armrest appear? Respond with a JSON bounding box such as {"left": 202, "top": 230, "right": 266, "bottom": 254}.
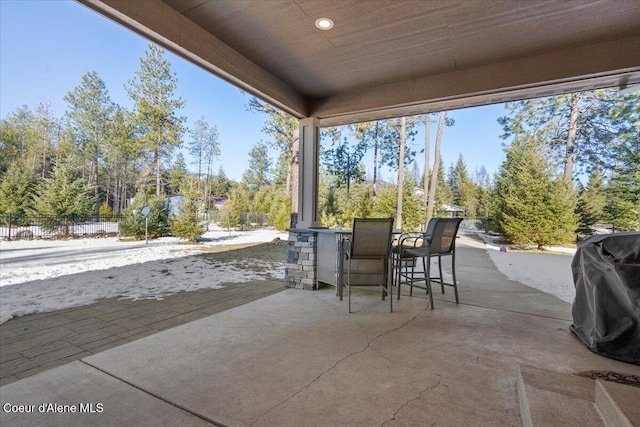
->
{"left": 341, "top": 237, "right": 352, "bottom": 258}
{"left": 397, "top": 233, "right": 425, "bottom": 248}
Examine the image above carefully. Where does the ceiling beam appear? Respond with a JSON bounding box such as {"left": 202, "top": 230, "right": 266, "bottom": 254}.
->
{"left": 77, "top": 0, "right": 639, "bottom": 128}
{"left": 77, "top": 0, "right": 309, "bottom": 119}
{"left": 312, "top": 36, "right": 640, "bottom": 127}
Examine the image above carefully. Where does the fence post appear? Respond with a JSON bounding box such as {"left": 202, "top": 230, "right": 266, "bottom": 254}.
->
{"left": 7, "top": 213, "right": 11, "bottom": 241}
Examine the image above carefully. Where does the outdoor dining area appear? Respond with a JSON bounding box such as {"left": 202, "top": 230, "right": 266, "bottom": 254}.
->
{"left": 306, "top": 217, "right": 463, "bottom": 313}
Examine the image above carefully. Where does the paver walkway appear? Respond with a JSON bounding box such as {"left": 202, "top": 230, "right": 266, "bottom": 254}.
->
{"left": 0, "top": 280, "right": 284, "bottom": 386}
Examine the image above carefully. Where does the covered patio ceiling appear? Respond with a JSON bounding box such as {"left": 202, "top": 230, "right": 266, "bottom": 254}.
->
{"left": 79, "top": 0, "right": 640, "bottom": 127}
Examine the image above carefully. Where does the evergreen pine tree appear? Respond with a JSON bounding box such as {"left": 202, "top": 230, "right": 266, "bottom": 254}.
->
{"left": 269, "top": 190, "right": 292, "bottom": 230}
{"left": 119, "top": 192, "right": 170, "bottom": 239}
{"left": 604, "top": 176, "right": 639, "bottom": 232}
{"left": 473, "top": 166, "right": 493, "bottom": 220}
{"left": 127, "top": 44, "right": 186, "bottom": 196}
{"left": 434, "top": 159, "right": 452, "bottom": 216}
{"left": 0, "top": 162, "right": 37, "bottom": 224}
{"left": 604, "top": 159, "right": 640, "bottom": 232}
{"left": 188, "top": 117, "right": 220, "bottom": 190}
{"left": 242, "top": 141, "right": 272, "bottom": 189}
{"left": 33, "top": 161, "right": 95, "bottom": 234}
{"left": 603, "top": 96, "right": 640, "bottom": 231}
{"left": 449, "top": 154, "right": 477, "bottom": 216}
{"left": 247, "top": 97, "right": 299, "bottom": 212}
{"left": 168, "top": 152, "right": 189, "bottom": 195}
{"left": 373, "top": 185, "right": 397, "bottom": 222}
{"left": 575, "top": 167, "right": 606, "bottom": 235}
{"left": 494, "top": 136, "right": 577, "bottom": 249}
{"left": 170, "top": 178, "right": 205, "bottom": 241}
{"left": 400, "top": 176, "right": 425, "bottom": 231}
{"left": 210, "top": 167, "right": 232, "bottom": 197}
{"left": 499, "top": 90, "right": 633, "bottom": 181}
{"left": 64, "top": 71, "right": 114, "bottom": 202}
{"left": 221, "top": 185, "right": 251, "bottom": 228}
{"left": 357, "top": 187, "right": 373, "bottom": 218}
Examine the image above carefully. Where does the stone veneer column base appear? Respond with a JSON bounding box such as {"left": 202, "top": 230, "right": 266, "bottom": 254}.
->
{"left": 285, "top": 230, "right": 317, "bottom": 290}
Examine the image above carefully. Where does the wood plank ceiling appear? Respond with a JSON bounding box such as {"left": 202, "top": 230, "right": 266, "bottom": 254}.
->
{"left": 79, "top": 0, "right": 640, "bottom": 126}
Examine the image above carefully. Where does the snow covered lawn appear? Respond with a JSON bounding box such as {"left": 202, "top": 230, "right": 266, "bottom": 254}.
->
{"left": 0, "top": 227, "right": 288, "bottom": 324}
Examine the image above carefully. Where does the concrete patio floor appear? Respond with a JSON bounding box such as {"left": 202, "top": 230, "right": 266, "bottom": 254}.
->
{"left": 1, "top": 240, "right": 639, "bottom": 426}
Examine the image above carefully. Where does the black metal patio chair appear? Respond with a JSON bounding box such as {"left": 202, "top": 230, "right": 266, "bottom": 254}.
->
{"left": 342, "top": 218, "right": 394, "bottom": 313}
{"left": 395, "top": 218, "right": 463, "bottom": 309}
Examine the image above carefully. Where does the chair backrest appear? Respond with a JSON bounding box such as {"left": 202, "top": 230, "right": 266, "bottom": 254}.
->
{"left": 404, "top": 218, "right": 438, "bottom": 248}
{"left": 350, "top": 218, "right": 394, "bottom": 259}
{"left": 424, "top": 217, "right": 438, "bottom": 238}
{"left": 428, "top": 218, "right": 463, "bottom": 255}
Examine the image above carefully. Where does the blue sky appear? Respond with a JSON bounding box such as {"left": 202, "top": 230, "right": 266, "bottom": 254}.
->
{"left": 1, "top": 0, "right": 508, "bottom": 182}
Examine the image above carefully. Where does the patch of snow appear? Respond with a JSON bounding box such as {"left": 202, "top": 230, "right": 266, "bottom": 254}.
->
{"left": 0, "top": 229, "right": 288, "bottom": 324}
{"left": 473, "top": 234, "right": 576, "bottom": 303}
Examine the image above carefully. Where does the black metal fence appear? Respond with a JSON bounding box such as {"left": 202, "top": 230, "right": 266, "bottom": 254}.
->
{"left": 0, "top": 214, "right": 120, "bottom": 241}
{"left": 207, "top": 211, "right": 270, "bottom": 230}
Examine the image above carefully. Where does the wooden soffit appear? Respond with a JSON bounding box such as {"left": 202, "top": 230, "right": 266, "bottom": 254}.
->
{"left": 78, "top": 0, "right": 640, "bottom": 126}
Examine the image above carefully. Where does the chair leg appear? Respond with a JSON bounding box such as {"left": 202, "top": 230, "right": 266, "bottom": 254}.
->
{"left": 348, "top": 258, "right": 352, "bottom": 313}
{"left": 426, "top": 255, "right": 434, "bottom": 310}
{"left": 438, "top": 255, "right": 445, "bottom": 294}
{"left": 396, "top": 253, "right": 402, "bottom": 300}
{"left": 422, "top": 257, "right": 428, "bottom": 294}
{"left": 386, "top": 260, "right": 392, "bottom": 312}
{"left": 390, "top": 253, "right": 395, "bottom": 288}
{"left": 381, "top": 267, "right": 386, "bottom": 301}
{"left": 409, "top": 261, "right": 415, "bottom": 296}
{"left": 452, "top": 252, "right": 459, "bottom": 304}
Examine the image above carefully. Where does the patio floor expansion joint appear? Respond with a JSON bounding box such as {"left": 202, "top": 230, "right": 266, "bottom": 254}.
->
{"left": 458, "top": 301, "right": 572, "bottom": 322}
{"left": 78, "top": 359, "right": 229, "bottom": 427}
{"left": 248, "top": 306, "right": 429, "bottom": 426}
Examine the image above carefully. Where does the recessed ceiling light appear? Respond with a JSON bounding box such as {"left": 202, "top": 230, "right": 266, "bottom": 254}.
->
{"left": 315, "top": 18, "right": 334, "bottom": 30}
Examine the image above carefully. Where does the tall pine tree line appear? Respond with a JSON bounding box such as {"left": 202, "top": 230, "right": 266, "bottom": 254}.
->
{"left": 497, "top": 89, "right": 639, "bottom": 236}
{"left": 0, "top": 43, "right": 224, "bottom": 225}
{"left": 2, "top": 60, "right": 636, "bottom": 238}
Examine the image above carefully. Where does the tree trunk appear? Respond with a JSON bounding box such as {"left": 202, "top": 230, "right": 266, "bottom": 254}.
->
{"left": 156, "top": 140, "right": 162, "bottom": 196}
{"left": 423, "top": 114, "right": 431, "bottom": 231}
{"left": 93, "top": 128, "right": 100, "bottom": 203}
{"left": 565, "top": 93, "right": 580, "bottom": 183}
{"left": 105, "top": 167, "right": 111, "bottom": 210}
{"left": 120, "top": 166, "right": 128, "bottom": 213}
{"left": 427, "top": 112, "right": 445, "bottom": 220}
{"left": 197, "top": 146, "right": 203, "bottom": 194}
{"left": 373, "top": 121, "right": 379, "bottom": 196}
{"left": 205, "top": 153, "right": 213, "bottom": 212}
{"left": 41, "top": 144, "right": 47, "bottom": 179}
{"left": 112, "top": 167, "right": 120, "bottom": 214}
{"left": 396, "top": 117, "right": 406, "bottom": 229}
{"left": 346, "top": 152, "right": 351, "bottom": 198}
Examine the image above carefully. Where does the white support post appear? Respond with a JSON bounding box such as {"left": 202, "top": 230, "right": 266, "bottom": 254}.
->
{"left": 296, "top": 117, "right": 320, "bottom": 228}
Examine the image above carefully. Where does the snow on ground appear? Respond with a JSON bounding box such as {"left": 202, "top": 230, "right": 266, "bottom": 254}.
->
{"left": 0, "top": 227, "right": 288, "bottom": 324}
{"left": 0, "top": 226, "right": 287, "bottom": 286}
{"left": 0, "top": 227, "right": 577, "bottom": 325}
{"left": 475, "top": 234, "right": 576, "bottom": 303}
